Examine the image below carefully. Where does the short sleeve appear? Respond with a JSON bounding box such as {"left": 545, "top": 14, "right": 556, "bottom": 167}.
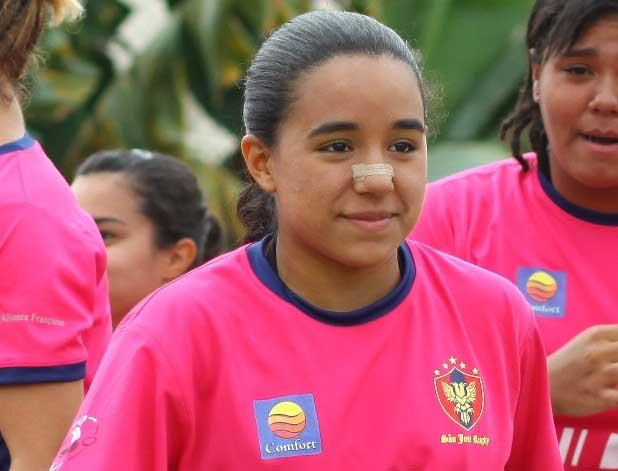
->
{"left": 0, "top": 204, "right": 102, "bottom": 384}
{"left": 50, "top": 326, "right": 188, "bottom": 471}
{"left": 505, "top": 314, "right": 563, "bottom": 470}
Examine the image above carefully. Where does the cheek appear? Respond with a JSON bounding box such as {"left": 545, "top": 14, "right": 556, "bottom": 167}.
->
{"left": 539, "top": 88, "right": 580, "bottom": 134}
{"left": 106, "top": 237, "right": 158, "bottom": 282}
{"left": 278, "top": 162, "right": 347, "bottom": 202}
{"left": 397, "top": 159, "right": 427, "bottom": 196}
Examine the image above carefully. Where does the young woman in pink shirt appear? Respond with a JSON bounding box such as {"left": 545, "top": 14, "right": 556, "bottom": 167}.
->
{"left": 52, "top": 11, "right": 561, "bottom": 470}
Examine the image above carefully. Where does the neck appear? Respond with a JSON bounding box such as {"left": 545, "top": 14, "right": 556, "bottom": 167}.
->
{"left": 275, "top": 234, "right": 402, "bottom": 312}
{"left": 549, "top": 161, "right": 618, "bottom": 213}
{"left": 0, "top": 89, "right": 25, "bottom": 145}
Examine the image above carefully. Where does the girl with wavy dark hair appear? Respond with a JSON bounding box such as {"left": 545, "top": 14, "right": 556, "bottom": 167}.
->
{"left": 414, "top": 1, "right": 618, "bottom": 469}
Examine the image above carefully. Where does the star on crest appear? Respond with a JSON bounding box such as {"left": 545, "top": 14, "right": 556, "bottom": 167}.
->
{"left": 434, "top": 357, "right": 481, "bottom": 381}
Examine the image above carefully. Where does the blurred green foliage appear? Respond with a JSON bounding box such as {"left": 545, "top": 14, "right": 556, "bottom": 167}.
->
{"left": 27, "top": 0, "right": 535, "bottom": 247}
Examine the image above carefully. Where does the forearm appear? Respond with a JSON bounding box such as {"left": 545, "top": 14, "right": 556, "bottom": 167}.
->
{"left": 0, "top": 381, "right": 83, "bottom": 471}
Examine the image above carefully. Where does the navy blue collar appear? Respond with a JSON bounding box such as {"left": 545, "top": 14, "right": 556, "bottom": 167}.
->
{"left": 247, "top": 235, "right": 416, "bottom": 326}
{"left": 0, "top": 134, "right": 35, "bottom": 156}
{"left": 538, "top": 170, "right": 618, "bottom": 226}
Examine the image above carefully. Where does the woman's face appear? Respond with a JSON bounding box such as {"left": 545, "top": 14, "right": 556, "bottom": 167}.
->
{"left": 533, "top": 14, "right": 618, "bottom": 210}
{"left": 263, "top": 54, "right": 427, "bottom": 270}
{"left": 72, "top": 173, "right": 171, "bottom": 327}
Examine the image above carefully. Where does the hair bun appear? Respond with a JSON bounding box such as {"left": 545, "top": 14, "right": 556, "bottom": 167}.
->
{"left": 45, "top": 0, "right": 84, "bottom": 25}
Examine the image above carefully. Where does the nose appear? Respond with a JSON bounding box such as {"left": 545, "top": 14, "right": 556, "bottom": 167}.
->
{"left": 589, "top": 76, "right": 618, "bottom": 114}
{"left": 352, "top": 164, "right": 395, "bottom": 195}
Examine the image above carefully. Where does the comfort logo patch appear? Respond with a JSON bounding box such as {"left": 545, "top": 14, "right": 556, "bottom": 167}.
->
{"left": 254, "top": 394, "right": 322, "bottom": 460}
{"left": 517, "top": 267, "right": 567, "bottom": 317}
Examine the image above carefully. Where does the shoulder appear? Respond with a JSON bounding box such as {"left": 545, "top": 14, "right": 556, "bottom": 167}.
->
{"left": 408, "top": 240, "right": 534, "bottom": 335}
{"left": 409, "top": 239, "right": 514, "bottom": 288}
{"left": 0, "top": 199, "right": 104, "bottom": 277}
{"left": 107, "top": 246, "right": 255, "bottom": 379}
{"left": 119, "top": 245, "right": 253, "bottom": 333}
{"left": 412, "top": 155, "right": 538, "bottom": 248}
{"left": 0, "top": 142, "right": 103, "bottom": 254}
{"left": 426, "top": 155, "right": 532, "bottom": 197}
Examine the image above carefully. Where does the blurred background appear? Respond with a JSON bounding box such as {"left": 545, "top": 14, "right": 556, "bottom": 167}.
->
{"left": 28, "top": 0, "right": 534, "bottom": 247}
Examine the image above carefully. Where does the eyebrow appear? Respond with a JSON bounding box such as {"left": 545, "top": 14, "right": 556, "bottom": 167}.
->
{"left": 308, "top": 121, "right": 358, "bottom": 138}
{"left": 560, "top": 47, "right": 597, "bottom": 58}
{"left": 307, "top": 118, "right": 425, "bottom": 138}
{"left": 392, "top": 119, "right": 426, "bottom": 133}
{"left": 94, "top": 217, "right": 126, "bottom": 226}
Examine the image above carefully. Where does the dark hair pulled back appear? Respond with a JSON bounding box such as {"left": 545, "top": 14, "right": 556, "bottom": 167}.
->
{"left": 501, "top": 0, "right": 618, "bottom": 173}
{"left": 76, "top": 149, "right": 222, "bottom": 267}
{"left": 238, "top": 10, "right": 427, "bottom": 243}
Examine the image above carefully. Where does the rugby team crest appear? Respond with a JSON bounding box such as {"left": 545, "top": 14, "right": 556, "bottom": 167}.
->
{"left": 434, "top": 357, "right": 484, "bottom": 430}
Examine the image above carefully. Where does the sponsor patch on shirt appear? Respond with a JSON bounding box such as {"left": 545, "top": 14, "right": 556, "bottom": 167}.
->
{"left": 516, "top": 267, "right": 567, "bottom": 317}
{"left": 254, "top": 393, "right": 322, "bottom": 460}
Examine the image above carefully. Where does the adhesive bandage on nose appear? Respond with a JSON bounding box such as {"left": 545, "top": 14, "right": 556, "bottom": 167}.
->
{"left": 352, "top": 163, "right": 395, "bottom": 182}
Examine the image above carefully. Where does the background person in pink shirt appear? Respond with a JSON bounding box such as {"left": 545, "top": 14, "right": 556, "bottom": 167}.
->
{"left": 51, "top": 11, "right": 562, "bottom": 470}
{"left": 413, "top": 0, "right": 618, "bottom": 469}
{"left": 0, "top": 1, "right": 111, "bottom": 471}
{"left": 71, "top": 149, "right": 223, "bottom": 328}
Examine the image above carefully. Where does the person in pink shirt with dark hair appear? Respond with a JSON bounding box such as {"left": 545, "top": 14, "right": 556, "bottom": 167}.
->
{"left": 52, "top": 10, "right": 561, "bottom": 471}
{"left": 413, "top": 0, "right": 618, "bottom": 469}
{"left": 0, "top": 2, "right": 111, "bottom": 471}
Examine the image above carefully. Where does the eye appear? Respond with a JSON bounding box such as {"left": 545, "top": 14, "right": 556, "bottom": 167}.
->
{"left": 564, "top": 65, "right": 591, "bottom": 76}
{"left": 388, "top": 141, "right": 416, "bottom": 153}
{"left": 99, "top": 230, "right": 115, "bottom": 244}
{"left": 319, "top": 141, "right": 352, "bottom": 153}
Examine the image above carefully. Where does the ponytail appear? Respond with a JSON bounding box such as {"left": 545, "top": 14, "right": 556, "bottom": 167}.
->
{"left": 199, "top": 214, "right": 224, "bottom": 265}
{"left": 237, "top": 180, "right": 277, "bottom": 243}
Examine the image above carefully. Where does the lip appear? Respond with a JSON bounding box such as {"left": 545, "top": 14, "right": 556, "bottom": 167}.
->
{"left": 342, "top": 211, "right": 396, "bottom": 232}
{"left": 582, "top": 129, "right": 618, "bottom": 140}
{"left": 579, "top": 132, "right": 618, "bottom": 156}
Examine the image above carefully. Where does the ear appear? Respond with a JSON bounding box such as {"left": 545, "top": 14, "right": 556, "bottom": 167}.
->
{"left": 160, "top": 237, "right": 198, "bottom": 281}
{"left": 530, "top": 48, "right": 541, "bottom": 104}
{"left": 241, "top": 134, "right": 276, "bottom": 193}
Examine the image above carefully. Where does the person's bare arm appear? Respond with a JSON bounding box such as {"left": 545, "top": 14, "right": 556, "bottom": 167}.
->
{"left": 0, "top": 380, "right": 83, "bottom": 471}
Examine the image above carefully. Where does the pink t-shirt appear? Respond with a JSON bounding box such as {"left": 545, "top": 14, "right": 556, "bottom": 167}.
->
{"left": 0, "top": 136, "right": 111, "bottom": 388}
{"left": 0, "top": 135, "right": 111, "bottom": 470}
{"left": 412, "top": 154, "right": 618, "bottom": 470}
{"left": 52, "top": 237, "right": 561, "bottom": 470}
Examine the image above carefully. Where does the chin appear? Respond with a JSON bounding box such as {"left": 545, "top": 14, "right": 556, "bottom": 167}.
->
{"left": 332, "top": 241, "right": 400, "bottom": 269}
{"left": 576, "top": 169, "right": 618, "bottom": 189}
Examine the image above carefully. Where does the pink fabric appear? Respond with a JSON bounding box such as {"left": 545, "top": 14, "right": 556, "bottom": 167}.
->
{"left": 0, "top": 140, "right": 111, "bottom": 390}
{"left": 52, "top": 240, "right": 561, "bottom": 470}
{"left": 413, "top": 154, "right": 618, "bottom": 470}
